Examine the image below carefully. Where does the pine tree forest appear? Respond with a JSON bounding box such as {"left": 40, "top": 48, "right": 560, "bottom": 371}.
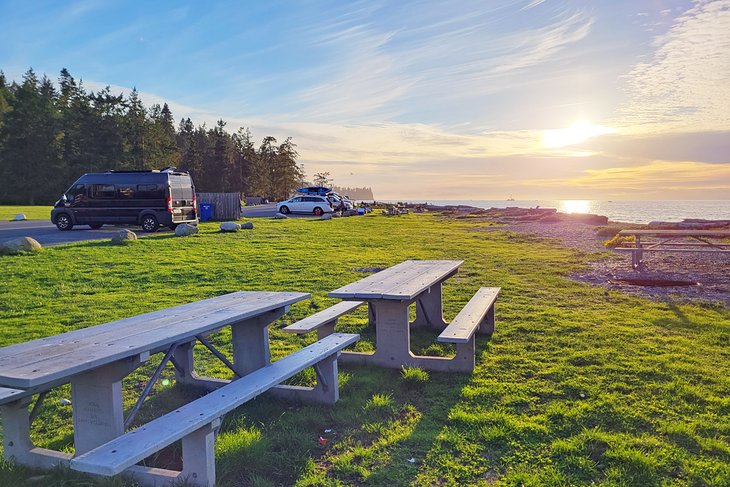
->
{"left": 0, "top": 69, "right": 305, "bottom": 204}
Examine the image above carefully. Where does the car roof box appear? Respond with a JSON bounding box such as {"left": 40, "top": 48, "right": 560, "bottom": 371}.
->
{"left": 296, "top": 186, "right": 332, "bottom": 196}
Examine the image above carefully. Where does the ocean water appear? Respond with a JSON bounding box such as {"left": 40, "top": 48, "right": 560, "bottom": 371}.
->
{"left": 392, "top": 200, "right": 730, "bottom": 224}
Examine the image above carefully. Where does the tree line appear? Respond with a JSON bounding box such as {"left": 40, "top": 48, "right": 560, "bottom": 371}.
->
{"left": 0, "top": 68, "right": 305, "bottom": 205}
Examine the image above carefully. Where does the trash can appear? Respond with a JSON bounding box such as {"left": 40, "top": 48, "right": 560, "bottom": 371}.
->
{"left": 199, "top": 203, "right": 215, "bottom": 221}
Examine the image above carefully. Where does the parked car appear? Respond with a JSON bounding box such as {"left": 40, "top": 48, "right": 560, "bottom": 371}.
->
{"left": 277, "top": 195, "right": 334, "bottom": 216}
{"left": 51, "top": 168, "right": 198, "bottom": 232}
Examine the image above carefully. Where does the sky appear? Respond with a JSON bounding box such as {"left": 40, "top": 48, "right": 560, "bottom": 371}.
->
{"left": 1, "top": 0, "right": 729, "bottom": 200}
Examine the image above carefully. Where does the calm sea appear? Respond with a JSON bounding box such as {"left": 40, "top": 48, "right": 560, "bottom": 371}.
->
{"left": 389, "top": 200, "right": 730, "bottom": 224}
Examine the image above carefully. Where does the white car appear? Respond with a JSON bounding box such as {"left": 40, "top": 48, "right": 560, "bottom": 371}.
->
{"left": 277, "top": 195, "right": 334, "bottom": 216}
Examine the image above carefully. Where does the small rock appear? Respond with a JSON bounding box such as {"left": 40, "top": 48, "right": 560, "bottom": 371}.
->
{"left": 0, "top": 236, "right": 42, "bottom": 255}
{"left": 12, "top": 213, "right": 26, "bottom": 221}
{"left": 220, "top": 222, "right": 240, "bottom": 232}
{"left": 407, "top": 458, "right": 416, "bottom": 463}
{"left": 175, "top": 223, "right": 199, "bottom": 236}
{"left": 273, "top": 213, "right": 288, "bottom": 219}
{"left": 111, "top": 229, "right": 137, "bottom": 243}
{"left": 321, "top": 213, "right": 333, "bottom": 220}
{"left": 60, "top": 398, "right": 72, "bottom": 406}
{"left": 579, "top": 393, "right": 586, "bottom": 399}
{"left": 241, "top": 222, "right": 254, "bottom": 230}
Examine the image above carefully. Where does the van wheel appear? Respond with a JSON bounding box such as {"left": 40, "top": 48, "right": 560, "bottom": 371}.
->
{"left": 141, "top": 215, "right": 159, "bottom": 233}
{"left": 89, "top": 223, "right": 103, "bottom": 230}
{"left": 55, "top": 214, "right": 73, "bottom": 231}
{"left": 313, "top": 207, "right": 323, "bottom": 216}
{"left": 279, "top": 206, "right": 290, "bottom": 214}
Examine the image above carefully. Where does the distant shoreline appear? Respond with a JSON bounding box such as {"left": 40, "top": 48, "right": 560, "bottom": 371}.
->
{"left": 373, "top": 199, "right": 730, "bottom": 225}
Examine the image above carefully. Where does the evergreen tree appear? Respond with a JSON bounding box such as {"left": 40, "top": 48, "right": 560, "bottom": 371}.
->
{"left": 0, "top": 67, "right": 305, "bottom": 203}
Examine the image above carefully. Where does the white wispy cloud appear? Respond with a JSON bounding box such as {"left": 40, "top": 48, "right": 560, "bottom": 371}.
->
{"left": 620, "top": 0, "right": 730, "bottom": 133}
{"left": 526, "top": 160, "right": 730, "bottom": 195}
{"left": 289, "top": 2, "right": 594, "bottom": 123}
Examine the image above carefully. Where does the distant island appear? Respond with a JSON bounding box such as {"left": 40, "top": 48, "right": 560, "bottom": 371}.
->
{"left": 331, "top": 186, "right": 374, "bottom": 200}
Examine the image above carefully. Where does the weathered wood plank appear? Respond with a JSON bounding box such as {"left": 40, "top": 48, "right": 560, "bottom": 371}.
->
{"left": 0, "top": 292, "right": 300, "bottom": 367}
{"left": 0, "top": 292, "right": 309, "bottom": 389}
{"left": 438, "top": 288, "right": 500, "bottom": 344}
{"left": 615, "top": 248, "right": 730, "bottom": 253}
{"left": 0, "top": 293, "right": 264, "bottom": 368}
{"left": 70, "top": 333, "right": 360, "bottom": 476}
{"left": 618, "top": 229, "right": 730, "bottom": 237}
{"left": 329, "top": 260, "right": 463, "bottom": 300}
{"left": 0, "top": 386, "right": 24, "bottom": 404}
{"left": 381, "top": 261, "right": 461, "bottom": 299}
{"left": 283, "top": 301, "right": 364, "bottom": 334}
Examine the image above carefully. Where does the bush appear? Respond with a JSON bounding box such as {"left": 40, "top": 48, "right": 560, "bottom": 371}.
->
{"left": 604, "top": 234, "right": 635, "bottom": 248}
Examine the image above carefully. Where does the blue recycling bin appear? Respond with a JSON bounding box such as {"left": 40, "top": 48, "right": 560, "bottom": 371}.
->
{"left": 199, "top": 203, "right": 215, "bottom": 221}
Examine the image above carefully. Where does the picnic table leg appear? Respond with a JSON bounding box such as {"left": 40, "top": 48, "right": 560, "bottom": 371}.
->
{"left": 71, "top": 355, "right": 147, "bottom": 455}
{"left": 173, "top": 339, "right": 199, "bottom": 385}
{"left": 411, "top": 282, "right": 447, "bottom": 330}
{"left": 2, "top": 397, "right": 72, "bottom": 468}
{"left": 180, "top": 418, "right": 220, "bottom": 487}
{"left": 0, "top": 396, "right": 34, "bottom": 462}
{"left": 371, "top": 300, "right": 413, "bottom": 367}
{"left": 231, "top": 307, "right": 287, "bottom": 376}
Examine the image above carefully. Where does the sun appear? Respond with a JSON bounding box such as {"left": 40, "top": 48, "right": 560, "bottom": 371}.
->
{"left": 542, "top": 120, "right": 614, "bottom": 149}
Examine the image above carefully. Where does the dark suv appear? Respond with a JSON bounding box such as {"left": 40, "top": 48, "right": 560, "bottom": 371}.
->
{"left": 51, "top": 169, "right": 198, "bottom": 232}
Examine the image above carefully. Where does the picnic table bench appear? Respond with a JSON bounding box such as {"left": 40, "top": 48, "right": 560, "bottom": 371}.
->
{"left": 616, "top": 229, "right": 730, "bottom": 269}
{"left": 0, "top": 291, "right": 358, "bottom": 486}
{"left": 291, "top": 260, "right": 501, "bottom": 372}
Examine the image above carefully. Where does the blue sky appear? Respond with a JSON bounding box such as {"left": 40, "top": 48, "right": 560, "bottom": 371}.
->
{"left": 2, "top": 0, "right": 729, "bottom": 199}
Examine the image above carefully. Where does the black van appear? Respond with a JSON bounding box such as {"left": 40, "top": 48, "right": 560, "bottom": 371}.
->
{"left": 51, "top": 169, "right": 198, "bottom": 232}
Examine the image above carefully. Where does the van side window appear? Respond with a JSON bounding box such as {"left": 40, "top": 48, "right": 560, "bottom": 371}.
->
{"left": 92, "top": 184, "right": 116, "bottom": 199}
{"left": 136, "top": 184, "right": 161, "bottom": 199}
{"left": 118, "top": 185, "right": 135, "bottom": 199}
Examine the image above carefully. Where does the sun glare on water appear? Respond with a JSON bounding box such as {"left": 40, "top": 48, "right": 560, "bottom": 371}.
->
{"left": 542, "top": 120, "right": 614, "bottom": 148}
{"left": 560, "top": 200, "right": 591, "bottom": 214}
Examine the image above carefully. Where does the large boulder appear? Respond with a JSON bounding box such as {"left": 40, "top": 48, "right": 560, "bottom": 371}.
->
{"left": 241, "top": 222, "right": 254, "bottom": 230}
{"left": 220, "top": 222, "right": 240, "bottom": 232}
{"left": 0, "top": 237, "right": 42, "bottom": 254}
{"left": 12, "top": 214, "right": 26, "bottom": 221}
{"left": 175, "top": 223, "right": 199, "bottom": 236}
{"left": 111, "top": 229, "right": 137, "bottom": 243}
{"left": 273, "top": 213, "right": 288, "bottom": 219}
{"left": 320, "top": 213, "right": 333, "bottom": 221}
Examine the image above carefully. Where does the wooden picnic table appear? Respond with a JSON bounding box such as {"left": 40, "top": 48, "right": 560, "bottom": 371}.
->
{"left": 616, "top": 229, "right": 730, "bottom": 269}
{"left": 329, "top": 260, "right": 468, "bottom": 371}
{"left": 0, "top": 290, "right": 309, "bottom": 470}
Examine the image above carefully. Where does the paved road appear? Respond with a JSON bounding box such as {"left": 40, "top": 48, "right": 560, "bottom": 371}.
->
{"left": 240, "top": 203, "right": 279, "bottom": 218}
{"left": 0, "top": 220, "right": 171, "bottom": 247}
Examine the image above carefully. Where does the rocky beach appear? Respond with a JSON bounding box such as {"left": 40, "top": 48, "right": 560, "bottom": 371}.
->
{"left": 420, "top": 204, "right": 730, "bottom": 307}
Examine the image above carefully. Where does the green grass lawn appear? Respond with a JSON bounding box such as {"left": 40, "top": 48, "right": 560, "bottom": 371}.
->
{"left": 0, "top": 205, "right": 54, "bottom": 221}
{"left": 0, "top": 212, "right": 728, "bottom": 486}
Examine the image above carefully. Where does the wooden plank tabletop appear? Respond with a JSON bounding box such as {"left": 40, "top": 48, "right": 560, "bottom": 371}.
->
{"left": 329, "top": 260, "right": 463, "bottom": 301}
{"left": 0, "top": 291, "right": 309, "bottom": 389}
{"left": 619, "top": 229, "right": 730, "bottom": 238}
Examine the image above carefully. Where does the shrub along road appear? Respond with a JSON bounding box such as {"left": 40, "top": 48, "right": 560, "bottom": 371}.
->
{"left": 0, "top": 211, "right": 728, "bottom": 486}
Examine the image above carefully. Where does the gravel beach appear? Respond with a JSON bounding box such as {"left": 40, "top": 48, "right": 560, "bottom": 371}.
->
{"left": 493, "top": 220, "right": 730, "bottom": 307}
